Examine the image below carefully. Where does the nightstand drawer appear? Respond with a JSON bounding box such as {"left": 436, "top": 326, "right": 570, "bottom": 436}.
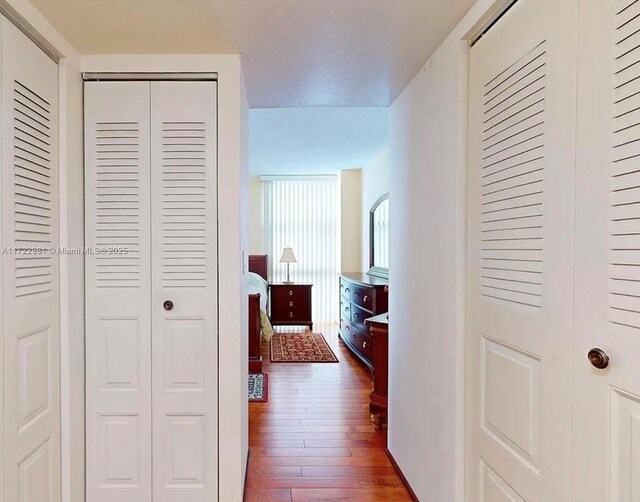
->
{"left": 271, "top": 302, "right": 310, "bottom": 321}
{"left": 273, "top": 297, "right": 309, "bottom": 313}
{"left": 274, "top": 285, "right": 310, "bottom": 299}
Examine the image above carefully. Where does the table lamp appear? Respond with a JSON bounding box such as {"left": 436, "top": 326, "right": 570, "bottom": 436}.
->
{"left": 280, "top": 247, "right": 297, "bottom": 284}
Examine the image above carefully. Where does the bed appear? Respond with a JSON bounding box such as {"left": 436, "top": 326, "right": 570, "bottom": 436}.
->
{"left": 247, "top": 255, "right": 273, "bottom": 373}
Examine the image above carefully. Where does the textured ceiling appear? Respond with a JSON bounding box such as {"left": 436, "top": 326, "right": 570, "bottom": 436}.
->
{"left": 249, "top": 107, "right": 388, "bottom": 174}
{"left": 30, "top": 0, "right": 475, "bottom": 107}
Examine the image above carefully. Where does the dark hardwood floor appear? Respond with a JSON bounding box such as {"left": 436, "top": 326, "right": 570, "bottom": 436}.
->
{"left": 246, "top": 324, "right": 412, "bottom": 502}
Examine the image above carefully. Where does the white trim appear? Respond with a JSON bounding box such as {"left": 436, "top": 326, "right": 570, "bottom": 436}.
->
{"left": 0, "top": 0, "right": 60, "bottom": 61}
{"left": 260, "top": 174, "right": 337, "bottom": 182}
{"left": 82, "top": 71, "right": 218, "bottom": 81}
{"left": 466, "top": 0, "right": 518, "bottom": 46}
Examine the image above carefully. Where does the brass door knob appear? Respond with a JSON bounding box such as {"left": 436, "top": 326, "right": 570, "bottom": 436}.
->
{"left": 163, "top": 300, "right": 174, "bottom": 311}
{"left": 588, "top": 348, "right": 609, "bottom": 369}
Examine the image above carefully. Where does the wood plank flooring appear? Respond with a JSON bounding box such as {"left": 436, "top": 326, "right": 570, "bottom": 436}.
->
{"left": 246, "top": 324, "right": 411, "bottom": 502}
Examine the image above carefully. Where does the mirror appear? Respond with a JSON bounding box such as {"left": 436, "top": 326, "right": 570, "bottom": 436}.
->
{"left": 368, "top": 193, "right": 389, "bottom": 279}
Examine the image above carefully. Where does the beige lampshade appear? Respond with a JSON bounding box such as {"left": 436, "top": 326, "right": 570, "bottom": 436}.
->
{"left": 279, "top": 247, "right": 297, "bottom": 263}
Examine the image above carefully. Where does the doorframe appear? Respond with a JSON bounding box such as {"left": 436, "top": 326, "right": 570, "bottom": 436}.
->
{"left": 79, "top": 54, "right": 249, "bottom": 502}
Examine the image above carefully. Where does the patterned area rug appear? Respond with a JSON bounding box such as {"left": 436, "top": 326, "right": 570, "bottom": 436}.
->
{"left": 248, "top": 373, "right": 268, "bottom": 402}
{"left": 270, "top": 332, "right": 338, "bottom": 363}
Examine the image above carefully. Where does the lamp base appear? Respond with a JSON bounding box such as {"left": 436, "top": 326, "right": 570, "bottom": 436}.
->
{"left": 282, "top": 280, "right": 295, "bottom": 285}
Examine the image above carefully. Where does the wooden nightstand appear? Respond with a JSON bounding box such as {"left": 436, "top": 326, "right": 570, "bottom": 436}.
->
{"left": 269, "top": 284, "right": 313, "bottom": 330}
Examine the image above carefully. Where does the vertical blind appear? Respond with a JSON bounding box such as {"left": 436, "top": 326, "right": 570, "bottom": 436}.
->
{"left": 263, "top": 176, "right": 339, "bottom": 323}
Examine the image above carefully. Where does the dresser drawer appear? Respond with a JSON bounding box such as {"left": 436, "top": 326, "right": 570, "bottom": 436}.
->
{"left": 340, "top": 299, "right": 351, "bottom": 319}
{"left": 350, "top": 303, "right": 370, "bottom": 333}
{"left": 340, "top": 279, "right": 353, "bottom": 299}
{"left": 351, "top": 284, "right": 374, "bottom": 311}
{"left": 340, "top": 318, "right": 373, "bottom": 361}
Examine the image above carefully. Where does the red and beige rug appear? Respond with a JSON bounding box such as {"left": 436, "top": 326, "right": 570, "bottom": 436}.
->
{"left": 270, "top": 332, "right": 339, "bottom": 363}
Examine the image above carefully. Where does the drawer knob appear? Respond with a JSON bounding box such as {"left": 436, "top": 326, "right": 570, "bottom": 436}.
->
{"left": 363, "top": 295, "right": 369, "bottom": 303}
{"left": 163, "top": 300, "right": 174, "bottom": 311}
{"left": 289, "top": 290, "right": 293, "bottom": 296}
{"left": 289, "top": 312, "right": 294, "bottom": 318}
{"left": 354, "top": 313, "right": 360, "bottom": 319}
{"left": 345, "top": 288, "right": 350, "bottom": 293}
{"left": 363, "top": 341, "right": 367, "bottom": 349}
{"left": 289, "top": 301, "right": 293, "bottom": 307}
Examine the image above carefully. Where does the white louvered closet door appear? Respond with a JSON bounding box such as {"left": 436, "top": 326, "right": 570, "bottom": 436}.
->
{"left": 1, "top": 17, "right": 60, "bottom": 502}
{"left": 572, "top": 1, "right": 640, "bottom": 499}
{"left": 466, "top": 0, "right": 578, "bottom": 500}
{"left": 85, "top": 81, "right": 152, "bottom": 502}
{"left": 85, "top": 80, "right": 218, "bottom": 502}
{"left": 150, "top": 82, "right": 217, "bottom": 502}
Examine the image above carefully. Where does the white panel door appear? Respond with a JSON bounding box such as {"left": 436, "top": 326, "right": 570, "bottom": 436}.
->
{"left": 85, "top": 81, "right": 152, "bottom": 502}
{"left": 150, "top": 81, "right": 218, "bottom": 502}
{"left": 466, "top": 1, "right": 578, "bottom": 500}
{"left": 573, "top": 0, "right": 640, "bottom": 500}
{"left": 1, "top": 16, "right": 60, "bottom": 502}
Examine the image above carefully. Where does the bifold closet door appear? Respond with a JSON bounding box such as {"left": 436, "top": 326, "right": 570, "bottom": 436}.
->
{"left": 85, "top": 81, "right": 153, "bottom": 502}
{"left": 85, "top": 80, "right": 218, "bottom": 501}
{"left": 1, "top": 16, "right": 60, "bottom": 502}
{"left": 466, "top": 0, "right": 578, "bottom": 500}
{"left": 150, "top": 81, "right": 218, "bottom": 502}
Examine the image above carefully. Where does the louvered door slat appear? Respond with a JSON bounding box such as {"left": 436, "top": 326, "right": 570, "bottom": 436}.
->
{"left": 480, "top": 41, "right": 547, "bottom": 308}
{"left": 610, "top": 0, "right": 640, "bottom": 329}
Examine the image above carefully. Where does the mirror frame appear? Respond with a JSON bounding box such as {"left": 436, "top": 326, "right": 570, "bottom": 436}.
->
{"left": 368, "top": 193, "right": 389, "bottom": 280}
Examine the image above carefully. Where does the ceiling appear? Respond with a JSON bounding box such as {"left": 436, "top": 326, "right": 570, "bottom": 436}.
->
{"left": 30, "top": 0, "right": 475, "bottom": 108}
{"left": 249, "top": 107, "right": 388, "bottom": 174}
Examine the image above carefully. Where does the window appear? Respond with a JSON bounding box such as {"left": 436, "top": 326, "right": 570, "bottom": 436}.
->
{"left": 263, "top": 176, "right": 339, "bottom": 323}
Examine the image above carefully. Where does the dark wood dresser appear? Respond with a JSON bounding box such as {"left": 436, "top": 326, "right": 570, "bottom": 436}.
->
{"left": 270, "top": 283, "right": 313, "bottom": 329}
{"left": 339, "top": 273, "right": 388, "bottom": 368}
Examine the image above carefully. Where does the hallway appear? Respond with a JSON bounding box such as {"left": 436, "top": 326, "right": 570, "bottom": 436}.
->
{"left": 245, "top": 324, "right": 412, "bottom": 501}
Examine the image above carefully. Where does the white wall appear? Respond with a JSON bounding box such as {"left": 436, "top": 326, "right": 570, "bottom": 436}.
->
{"left": 362, "top": 149, "right": 388, "bottom": 272}
{"left": 387, "top": 1, "right": 508, "bottom": 501}
{"left": 340, "top": 169, "right": 362, "bottom": 273}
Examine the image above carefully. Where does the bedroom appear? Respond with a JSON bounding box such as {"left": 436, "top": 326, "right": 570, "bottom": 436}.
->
{"left": 243, "top": 106, "right": 402, "bottom": 499}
